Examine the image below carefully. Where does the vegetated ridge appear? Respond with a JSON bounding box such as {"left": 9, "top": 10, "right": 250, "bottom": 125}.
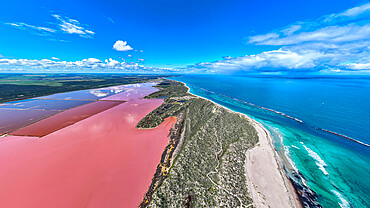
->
{"left": 137, "top": 79, "right": 259, "bottom": 207}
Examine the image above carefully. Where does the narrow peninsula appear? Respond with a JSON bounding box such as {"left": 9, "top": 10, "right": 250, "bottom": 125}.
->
{"left": 138, "top": 79, "right": 301, "bottom": 208}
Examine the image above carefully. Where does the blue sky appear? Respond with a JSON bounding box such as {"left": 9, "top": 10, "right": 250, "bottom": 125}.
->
{"left": 0, "top": 0, "right": 369, "bottom": 73}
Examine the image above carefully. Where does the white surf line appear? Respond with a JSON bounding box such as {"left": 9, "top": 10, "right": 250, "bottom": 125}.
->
{"left": 301, "top": 143, "right": 329, "bottom": 176}
{"left": 331, "top": 190, "right": 350, "bottom": 208}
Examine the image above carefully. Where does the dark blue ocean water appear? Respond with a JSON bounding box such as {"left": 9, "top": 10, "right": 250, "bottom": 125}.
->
{"left": 171, "top": 75, "right": 370, "bottom": 208}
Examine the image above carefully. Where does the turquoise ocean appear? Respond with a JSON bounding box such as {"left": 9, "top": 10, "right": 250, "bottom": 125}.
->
{"left": 171, "top": 75, "right": 370, "bottom": 208}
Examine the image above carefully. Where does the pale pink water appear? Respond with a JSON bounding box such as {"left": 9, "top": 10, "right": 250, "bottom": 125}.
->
{"left": 0, "top": 84, "right": 175, "bottom": 208}
{"left": 0, "top": 109, "right": 59, "bottom": 135}
{"left": 10, "top": 101, "right": 122, "bottom": 137}
{"left": 100, "top": 83, "right": 158, "bottom": 101}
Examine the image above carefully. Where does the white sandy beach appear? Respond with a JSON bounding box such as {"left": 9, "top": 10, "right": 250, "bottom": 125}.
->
{"left": 245, "top": 120, "right": 302, "bottom": 208}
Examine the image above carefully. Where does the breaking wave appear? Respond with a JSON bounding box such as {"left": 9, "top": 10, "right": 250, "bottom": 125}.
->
{"left": 301, "top": 143, "right": 329, "bottom": 176}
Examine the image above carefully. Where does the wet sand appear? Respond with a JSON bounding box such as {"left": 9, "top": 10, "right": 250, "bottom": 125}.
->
{"left": 0, "top": 84, "right": 176, "bottom": 208}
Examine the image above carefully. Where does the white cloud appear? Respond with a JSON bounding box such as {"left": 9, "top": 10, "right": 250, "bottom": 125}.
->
{"left": 52, "top": 14, "right": 95, "bottom": 38}
{"left": 186, "top": 3, "right": 370, "bottom": 73}
{"left": 248, "top": 33, "right": 279, "bottom": 44}
{"left": 5, "top": 22, "right": 56, "bottom": 36}
{"left": 281, "top": 25, "right": 302, "bottom": 35}
{"left": 113, "top": 40, "right": 133, "bottom": 51}
{"left": 85, "top": 30, "right": 95, "bottom": 35}
{"left": 346, "top": 63, "right": 370, "bottom": 70}
{"left": 105, "top": 58, "right": 120, "bottom": 67}
{"left": 332, "top": 3, "right": 370, "bottom": 18}
{"left": 0, "top": 57, "right": 175, "bottom": 73}
{"left": 127, "top": 54, "right": 132, "bottom": 57}
{"left": 249, "top": 24, "right": 370, "bottom": 46}
{"left": 4, "top": 13, "right": 95, "bottom": 39}
{"left": 138, "top": 58, "right": 145, "bottom": 62}
{"left": 51, "top": 57, "right": 60, "bottom": 60}
{"left": 186, "top": 49, "right": 319, "bottom": 72}
{"left": 248, "top": 3, "right": 370, "bottom": 46}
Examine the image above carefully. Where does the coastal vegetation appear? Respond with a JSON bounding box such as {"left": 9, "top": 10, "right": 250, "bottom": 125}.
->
{"left": 138, "top": 79, "right": 259, "bottom": 207}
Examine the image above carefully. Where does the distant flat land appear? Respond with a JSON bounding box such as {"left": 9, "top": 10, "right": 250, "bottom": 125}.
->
{"left": 0, "top": 73, "right": 167, "bottom": 103}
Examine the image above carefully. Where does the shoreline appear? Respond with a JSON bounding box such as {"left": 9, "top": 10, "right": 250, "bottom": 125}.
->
{"left": 183, "top": 83, "right": 369, "bottom": 149}
{"left": 246, "top": 120, "right": 302, "bottom": 208}
{"left": 179, "top": 80, "right": 302, "bottom": 207}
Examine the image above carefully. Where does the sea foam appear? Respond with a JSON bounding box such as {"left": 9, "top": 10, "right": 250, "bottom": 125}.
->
{"left": 331, "top": 190, "right": 350, "bottom": 208}
{"left": 301, "top": 142, "right": 329, "bottom": 176}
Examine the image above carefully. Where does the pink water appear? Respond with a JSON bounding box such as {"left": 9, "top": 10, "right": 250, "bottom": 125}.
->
{"left": 101, "top": 83, "right": 158, "bottom": 101}
{"left": 0, "top": 109, "right": 59, "bottom": 135}
{"left": 11, "top": 101, "right": 122, "bottom": 137}
{"left": 0, "top": 83, "right": 175, "bottom": 208}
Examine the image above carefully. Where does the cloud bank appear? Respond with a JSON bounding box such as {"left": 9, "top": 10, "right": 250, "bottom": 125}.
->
{"left": 185, "top": 3, "right": 370, "bottom": 73}
{"left": 0, "top": 57, "right": 176, "bottom": 73}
